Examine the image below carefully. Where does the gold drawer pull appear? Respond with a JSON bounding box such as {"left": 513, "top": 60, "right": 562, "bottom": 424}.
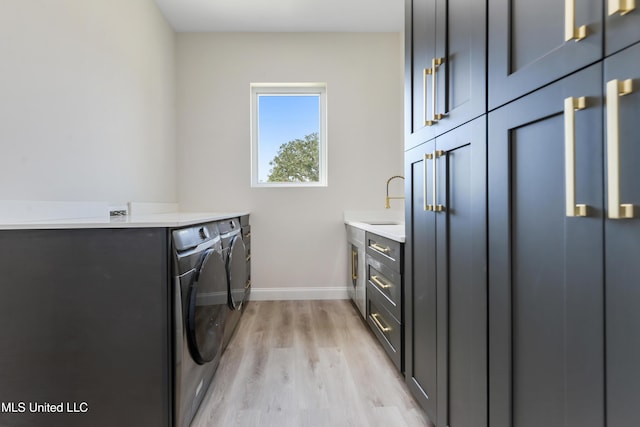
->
{"left": 609, "top": 0, "right": 635, "bottom": 15}
{"left": 371, "top": 275, "right": 392, "bottom": 289}
{"left": 370, "top": 242, "right": 390, "bottom": 253}
{"left": 372, "top": 313, "right": 392, "bottom": 332}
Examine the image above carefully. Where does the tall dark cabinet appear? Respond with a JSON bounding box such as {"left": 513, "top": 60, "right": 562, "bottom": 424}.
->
{"left": 404, "top": 0, "right": 488, "bottom": 425}
{"left": 405, "top": 118, "right": 487, "bottom": 427}
{"left": 405, "top": 1, "right": 640, "bottom": 427}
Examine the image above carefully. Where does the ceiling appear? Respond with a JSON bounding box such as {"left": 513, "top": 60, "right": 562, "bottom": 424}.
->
{"left": 153, "top": 0, "right": 404, "bottom": 32}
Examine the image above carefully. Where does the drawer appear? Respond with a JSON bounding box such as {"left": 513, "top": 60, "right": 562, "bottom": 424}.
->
{"left": 367, "top": 292, "right": 402, "bottom": 371}
{"left": 366, "top": 254, "right": 401, "bottom": 320}
{"left": 366, "top": 232, "right": 402, "bottom": 272}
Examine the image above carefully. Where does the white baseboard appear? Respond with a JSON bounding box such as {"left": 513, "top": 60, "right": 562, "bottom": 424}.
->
{"left": 248, "top": 286, "right": 349, "bottom": 301}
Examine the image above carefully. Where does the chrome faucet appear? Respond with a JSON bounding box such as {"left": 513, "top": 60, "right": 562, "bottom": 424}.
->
{"left": 385, "top": 175, "right": 405, "bottom": 209}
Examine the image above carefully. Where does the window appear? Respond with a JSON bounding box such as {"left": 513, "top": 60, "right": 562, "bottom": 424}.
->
{"left": 250, "top": 83, "right": 327, "bottom": 187}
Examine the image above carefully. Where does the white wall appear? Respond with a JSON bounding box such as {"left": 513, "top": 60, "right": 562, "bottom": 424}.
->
{"left": 176, "top": 33, "right": 404, "bottom": 298}
{"left": 0, "top": 0, "right": 177, "bottom": 205}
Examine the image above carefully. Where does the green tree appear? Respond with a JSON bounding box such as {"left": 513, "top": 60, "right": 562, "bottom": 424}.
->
{"left": 267, "top": 132, "right": 319, "bottom": 182}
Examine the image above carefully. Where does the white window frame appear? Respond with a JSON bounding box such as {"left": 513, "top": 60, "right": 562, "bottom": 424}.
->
{"left": 250, "top": 83, "right": 328, "bottom": 188}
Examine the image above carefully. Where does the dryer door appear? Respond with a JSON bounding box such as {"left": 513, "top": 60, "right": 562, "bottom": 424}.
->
{"left": 227, "top": 235, "right": 247, "bottom": 310}
{"left": 186, "top": 248, "right": 227, "bottom": 364}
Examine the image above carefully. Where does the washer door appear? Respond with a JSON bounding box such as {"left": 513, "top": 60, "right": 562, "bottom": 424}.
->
{"left": 186, "top": 248, "right": 227, "bottom": 364}
{"left": 227, "top": 235, "right": 247, "bottom": 310}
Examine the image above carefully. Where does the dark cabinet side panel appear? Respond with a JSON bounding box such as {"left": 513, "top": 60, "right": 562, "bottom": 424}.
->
{"left": 0, "top": 228, "right": 170, "bottom": 427}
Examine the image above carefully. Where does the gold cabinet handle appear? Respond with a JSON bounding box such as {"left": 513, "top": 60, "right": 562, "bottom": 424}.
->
{"left": 564, "top": 96, "right": 589, "bottom": 217}
{"left": 606, "top": 79, "right": 635, "bottom": 219}
{"left": 424, "top": 153, "right": 434, "bottom": 211}
{"left": 351, "top": 249, "right": 358, "bottom": 280}
{"left": 433, "top": 150, "right": 446, "bottom": 212}
{"left": 370, "top": 242, "right": 390, "bottom": 253}
{"left": 423, "top": 68, "right": 430, "bottom": 126}
{"left": 608, "top": 0, "right": 636, "bottom": 15}
{"left": 426, "top": 58, "right": 444, "bottom": 126}
{"left": 371, "top": 275, "right": 392, "bottom": 289}
{"left": 433, "top": 58, "right": 444, "bottom": 122}
{"left": 371, "top": 313, "right": 392, "bottom": 332}
{"left": 565, "top": 0, "right": 587, "bottom": 41}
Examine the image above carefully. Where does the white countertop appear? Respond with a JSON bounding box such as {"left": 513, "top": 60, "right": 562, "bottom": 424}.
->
{"left": 345, "top": 220, "right": 405, "bottom": 243}
{"left": 0, "top": 211, "right": 249, "bottom": 230}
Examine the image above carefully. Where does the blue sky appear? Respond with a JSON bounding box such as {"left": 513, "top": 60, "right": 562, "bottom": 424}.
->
{"left": 257, "top": 94, "right": 320, "bottom": 182}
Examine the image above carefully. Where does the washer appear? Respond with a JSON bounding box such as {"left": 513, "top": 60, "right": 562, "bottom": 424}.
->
{"left": 218, "top": 217, "right": 248, "bottom": 350}
{"left": 172, "top": 222, "right": 227, "bottom": 427}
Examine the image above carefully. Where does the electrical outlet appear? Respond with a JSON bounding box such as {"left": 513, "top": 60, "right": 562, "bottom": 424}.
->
{"left": 108, "top": 205, "right": 128, "bottom": 217}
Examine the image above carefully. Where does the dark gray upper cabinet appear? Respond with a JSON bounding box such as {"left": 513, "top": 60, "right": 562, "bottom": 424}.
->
{"left": 405, "top": 0, "right": 486, "bottom": 150}
{"left": 605, "top": 3, "right": 640, "bottom": 55}
{"left": 405, "top": 117, "right": 487, "bottom": 427}
{"left": 604, "top": 42, "right": 640, "bottom": 427}
{"left": 488, "top": 0, "right": 603, "bottom": 110}
{"left": 488, "top": 64, "right": 605, "bottom": 427}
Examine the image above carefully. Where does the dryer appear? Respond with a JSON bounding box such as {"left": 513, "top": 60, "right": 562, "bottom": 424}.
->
{"left": 172, "top": 222, "right": 227, "bottom": 427}
{"left": 218, "top": 217, "right": 248, "bottom": 350}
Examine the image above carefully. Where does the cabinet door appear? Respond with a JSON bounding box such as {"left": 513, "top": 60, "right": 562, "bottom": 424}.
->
{"left": 435, "top": 117, "right": 487, "bottom": 427}
{"left": 433, "top": 0, "right": 486, "bottom": 137}
{"left": 488, "top": 64, "right": 604, "bottom": 427}
{"left": 604, "top": 42, "right": 640, "bottom": 427}
{"left": 405, "top": 139, "right": 438, "bottom": 421}
{"left": 488, "top": 0, "right": 603, "bottom": 110}
{"left": 406, "top": 0, "right": 437, "bottom": 149}
{"left": 605, "top": 3, "right": 640, "bottom": 55}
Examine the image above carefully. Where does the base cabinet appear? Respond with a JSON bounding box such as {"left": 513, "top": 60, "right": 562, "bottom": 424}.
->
{"left": 405, "top": 117, "right": 487, "bottom": 427}
{"left": 365, "top": 232, "right": 404, "bottom": 372}
{"left": 346, "top": 225, "right": 366, "bottom": 318}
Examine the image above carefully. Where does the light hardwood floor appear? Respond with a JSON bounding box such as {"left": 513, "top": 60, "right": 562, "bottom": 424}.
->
{"left": 191, "top": 300, "right": 432, "bottom": 427}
